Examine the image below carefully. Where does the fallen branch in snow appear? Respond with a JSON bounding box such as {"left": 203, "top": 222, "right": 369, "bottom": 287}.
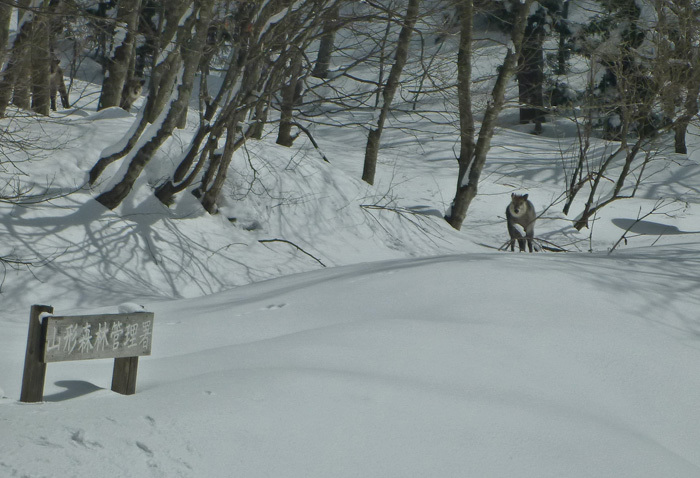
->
{"left": 291, "top": 122, "right": 330, "bottom": 163}
{"left": 497, "top": 237, "right": 568, "bottom": 253}
{"left": 258, "top": 238, "right": 326, "bottom": 267}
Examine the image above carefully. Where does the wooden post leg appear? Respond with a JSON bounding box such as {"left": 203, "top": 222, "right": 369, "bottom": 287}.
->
{"left": 20, "top": 305, "right": 54, "bottom": 403}
{"left": 112, "top": 356, "right": 139, "bottom": 395}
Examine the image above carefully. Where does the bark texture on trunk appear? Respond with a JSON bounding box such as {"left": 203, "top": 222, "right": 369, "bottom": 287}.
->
{"left": 98, "top": 0, "right": 142, "bottom": 110}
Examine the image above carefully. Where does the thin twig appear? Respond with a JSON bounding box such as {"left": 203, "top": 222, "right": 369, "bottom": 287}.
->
{"left": 498, "top": 237, "right": 568, "bottom": 253}
{"left": 259, "top": 238, "right": 326, "bottom": 267}
{"left": 291, "top": 122, "right": 330, "bottom": 163}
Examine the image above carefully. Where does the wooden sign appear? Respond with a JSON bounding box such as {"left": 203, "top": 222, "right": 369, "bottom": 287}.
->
{"left": 20, "top": 305, "right": 155, "bottom": 403}
{"left": 44, "top": 313, "right": 153, "bottom": 362}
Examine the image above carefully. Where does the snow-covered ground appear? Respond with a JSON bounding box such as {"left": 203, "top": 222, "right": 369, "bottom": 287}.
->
{"left": 3, "top": 250, "right": 700, "bottom": 477}
{"left": 3, "top": 25, "right": 700, "bottom": 477}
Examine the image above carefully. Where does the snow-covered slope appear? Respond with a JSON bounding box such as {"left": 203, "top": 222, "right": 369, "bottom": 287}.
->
{"left": 2, "top": 251, "right": 700, "bottom": 477}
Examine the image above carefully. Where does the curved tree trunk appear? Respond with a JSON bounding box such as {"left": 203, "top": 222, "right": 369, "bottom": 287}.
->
{"left": 153, "top": 13, "right": 255, "bottom": 205}
{"left": 95, "top": 0, "right": 214, "bottom": 209}
{"left": 88, "top": 0, "right": 191, "bottom": 185}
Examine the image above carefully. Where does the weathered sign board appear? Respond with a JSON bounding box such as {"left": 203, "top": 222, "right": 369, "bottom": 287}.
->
{"left": 20, "top": 305, "right": 154, "bottom": 403}
{"left": 44, "top": 313, "right": 153, "bottom": 362}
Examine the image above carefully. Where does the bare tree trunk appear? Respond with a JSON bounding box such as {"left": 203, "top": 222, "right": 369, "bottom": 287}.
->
{"left": 144, "top": 48, "right": 183, "bottom": 123}
{"left": 674, "top": 80, "right": 700, "bottom": 155}
{"left": 250, "top": 93, "right": 270, "bottom": 139}
{"left": 143, "top": 0, "right": 189, "bottom": 124}
{"left": 362, "top": 0, "right": 420, "bottom": 185}
{"left": 200, "top": 118, "right": 238, "bottom": 214}
{"left": 276, "top": 49, "right": 304, "bottom": 146}
{"left": 153, "top": 4, "right": 257, "bottom": 205}
{"left": 96, "top": 0, "right": 213, "bottom": 210}
{"left": 12, "top": 53, "right": 31, "bottom": 110}
{"left": 198, "top": 59, "right": 261, "bottom": 213}
{"left": 451, "top": 0, "right": 474, "bottom": 197}
{"left": 0, "top": 2, "right": 33, "bottom": 116}
{"left": 88, "top": 0, "right": 189, "bottom": 185}
{"left": 445, "top": 0, "right": 533, "bottom": 230}
{"left": 30, "top": 2, "right": 51, "bottom": 116}
{"left": 311, "top": 4, "right": 339, "bottom": 79}
{"left": 88, "top": 53, "right": 181, "bottom": 185}
{"left": 98, "top": 0, "right": 142, "bottom": 110}
{"left": 517, "top": 8, "right": 545, "bottom": 129}
{"left": 555, "top": 0, "right": 570, "bottom": 75}
{"left": 0, "top": 2, "right": 12, "bottom": 68}
{"left": 156, "top": 0, "right": 339, "bottom": 210}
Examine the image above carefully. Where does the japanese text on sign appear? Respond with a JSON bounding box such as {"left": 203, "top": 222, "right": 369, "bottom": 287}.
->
{"left": 43, "top": 313, "right": 154, "bottom": 363}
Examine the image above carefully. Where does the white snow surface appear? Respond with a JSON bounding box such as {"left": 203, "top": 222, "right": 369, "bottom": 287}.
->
{"left": 3, "top": 46, "right": 700, "bottom": 478}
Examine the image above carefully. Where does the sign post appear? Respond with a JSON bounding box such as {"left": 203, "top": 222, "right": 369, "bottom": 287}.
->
{"left": 20, "top": 305, "right": 54, "bottom": 403}
{"left": 20, "top": 306, "right": 154, "bottom": 403}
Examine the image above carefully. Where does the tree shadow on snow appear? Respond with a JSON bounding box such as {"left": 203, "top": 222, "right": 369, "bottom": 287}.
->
{"left": 1, "top": 192, "right": 245, "bottom": 309}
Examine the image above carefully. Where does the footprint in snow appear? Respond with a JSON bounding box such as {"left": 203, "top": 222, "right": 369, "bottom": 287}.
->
{"left": 70, "top": 429, "right": 102, "bottom": 449}
{"left": 264, "top": 303, "right": 287, "bottom": 310}
{"left": 136, "top": 441, "right": 154, "bottom": 456}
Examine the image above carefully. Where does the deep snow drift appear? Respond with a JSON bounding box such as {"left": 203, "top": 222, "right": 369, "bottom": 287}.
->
{"left": 2, "top": 251, "right": 700, "bottom": 477}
